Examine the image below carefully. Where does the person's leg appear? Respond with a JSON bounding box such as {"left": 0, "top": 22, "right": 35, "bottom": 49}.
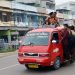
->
{"left": 64, "top": 45, "right": 71, "bottom": 60}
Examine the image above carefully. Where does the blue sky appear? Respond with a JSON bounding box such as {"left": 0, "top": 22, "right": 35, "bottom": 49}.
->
{"left": 55, "top": 0, "right": 75, "bottom": 5}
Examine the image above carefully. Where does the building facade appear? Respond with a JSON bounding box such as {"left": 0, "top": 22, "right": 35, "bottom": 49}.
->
{"left": 0, "top": 0, "right": 55, "bottom": 48}
{"left": 15, "top": 0, "right": 55, "bottom": 9}
{"left": 56, "top": 1, "right": 75, "bottom": 26}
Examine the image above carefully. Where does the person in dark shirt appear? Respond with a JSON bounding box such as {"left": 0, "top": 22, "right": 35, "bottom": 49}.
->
{"left": 62, "top": 24, "right": 70, "bottom": 60}
{"left": 63, "top": 24, "right": 75, "bottom": 61}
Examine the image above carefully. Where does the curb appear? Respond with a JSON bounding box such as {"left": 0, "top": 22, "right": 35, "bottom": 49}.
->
{"left": 0, "top": 50, "right": 17, "bottom": 58}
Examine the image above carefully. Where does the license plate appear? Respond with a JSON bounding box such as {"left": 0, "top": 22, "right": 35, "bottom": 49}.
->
{"left": 28, "top": 64, "right": 38, "bottom": 68}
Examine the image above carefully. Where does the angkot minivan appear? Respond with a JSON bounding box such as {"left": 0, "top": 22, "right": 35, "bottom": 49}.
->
{"left": 18, "top": 27, "right": 69, "bottom": 70}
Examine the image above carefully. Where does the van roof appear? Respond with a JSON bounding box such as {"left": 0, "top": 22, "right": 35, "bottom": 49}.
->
{"left": 28, "top": 27, "right": 65, "bottom": 33}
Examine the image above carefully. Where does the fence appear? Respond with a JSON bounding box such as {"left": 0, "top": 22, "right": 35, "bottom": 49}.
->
{"left": 0, "top": 42, "right": 19, "bottom": 50}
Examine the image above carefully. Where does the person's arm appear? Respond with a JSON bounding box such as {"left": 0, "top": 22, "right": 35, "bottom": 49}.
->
{"left": 55, "top": 18, "right": 60, "bottom": 26}
{"left": 45, "top": 16, "right": 51, "bottom": 25}
{"left": 45, "top": 17, "right": 49, "bottom": 25}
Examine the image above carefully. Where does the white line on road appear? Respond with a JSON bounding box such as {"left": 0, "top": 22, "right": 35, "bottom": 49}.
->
{"left": 0, "top": 64, "right": 19, "bottom": 71}
{"left": 0, "top": 54, "right": 17, "bottom": 61}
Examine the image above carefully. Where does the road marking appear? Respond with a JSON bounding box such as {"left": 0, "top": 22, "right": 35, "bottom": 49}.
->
{"left": 0, "top": 64, "right": 19, "bottom": 71}
{"left": 0, "top": 54, "right": 17, "bottom": 61}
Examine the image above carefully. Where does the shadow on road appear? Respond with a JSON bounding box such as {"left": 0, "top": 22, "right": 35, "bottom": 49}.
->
{"left": 21, "top": 62, "right": 75, "bottom": 74}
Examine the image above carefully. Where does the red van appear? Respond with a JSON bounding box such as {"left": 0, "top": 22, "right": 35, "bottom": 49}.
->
{"left": 18, "top": 27, "right": 69, "bottom": 70}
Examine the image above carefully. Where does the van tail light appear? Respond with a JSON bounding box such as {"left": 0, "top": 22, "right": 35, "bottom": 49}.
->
{"left": 39, "top": 53, "right": 50, "bottom": 57}
{"left": 18, "top": 53, "right": 23, "bottom": 57}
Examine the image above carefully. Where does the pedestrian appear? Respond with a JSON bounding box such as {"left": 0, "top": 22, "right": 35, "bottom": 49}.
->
{"left": 62, "top": 24, "right": 71, "bottom": 60}
{"left": 63, "top": 24, "right": 75, "bottom": 61}
{"left": 69, "top": 26, "right": 75, "bottom": 49}
{"left": 68, "top": 25, "right": 75, "bottom": 62}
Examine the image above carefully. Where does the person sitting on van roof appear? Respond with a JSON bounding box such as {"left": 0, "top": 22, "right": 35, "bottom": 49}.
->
{"left": 45, "top": 12, "right": 59, "bottom": 28}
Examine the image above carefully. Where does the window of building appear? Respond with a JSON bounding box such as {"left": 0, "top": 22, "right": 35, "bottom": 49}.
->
{"left": 0, "top": 36, "right": 8, "bottom": 43}
{"left": 17, "top": 15, "right": 22, "bottom": 22}
{"left": 2, "top": 14, "right": 8, "bottom": 22}
{"left": 11, "top": 35, "right": 17, "bottom": 41}
{"left": 46, "top": 2, "right": 55, "bottom": 9}
{"left": 2, "top": 12, "right": 11, "bottom": 22}
{"left": 0, "top": 12, "right": 2, "bottom": 21}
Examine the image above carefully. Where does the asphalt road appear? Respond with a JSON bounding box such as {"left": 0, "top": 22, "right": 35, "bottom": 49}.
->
{"left": 0, "top": 54, "right": 75, "bottom": 75}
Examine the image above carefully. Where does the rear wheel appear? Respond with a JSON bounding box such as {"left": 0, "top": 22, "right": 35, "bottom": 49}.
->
{"left": 53, "top": 57, "right": 61, "bottom": 70}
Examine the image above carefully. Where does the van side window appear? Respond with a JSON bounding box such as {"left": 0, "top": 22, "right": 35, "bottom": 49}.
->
{"left": 52, "top": 32, "right": 59, "bottom": 42}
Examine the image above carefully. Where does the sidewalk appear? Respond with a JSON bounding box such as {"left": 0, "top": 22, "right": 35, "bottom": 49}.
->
{"left": 0, "top": 50, "right": 17, "bottom": 58}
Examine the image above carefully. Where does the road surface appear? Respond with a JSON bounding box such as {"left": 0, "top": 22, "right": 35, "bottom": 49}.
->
{"left": 0, "top": 54, "right": 75, "bottom": 75}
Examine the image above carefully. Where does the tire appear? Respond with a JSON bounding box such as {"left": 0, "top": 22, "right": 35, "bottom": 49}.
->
{"left": 53, "top": 57, "right": 61, "bottom": 70}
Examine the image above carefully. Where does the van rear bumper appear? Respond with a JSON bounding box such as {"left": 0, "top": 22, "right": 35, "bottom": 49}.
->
{"left": 18, "top": 57, "right": 53, "bottom": 66}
